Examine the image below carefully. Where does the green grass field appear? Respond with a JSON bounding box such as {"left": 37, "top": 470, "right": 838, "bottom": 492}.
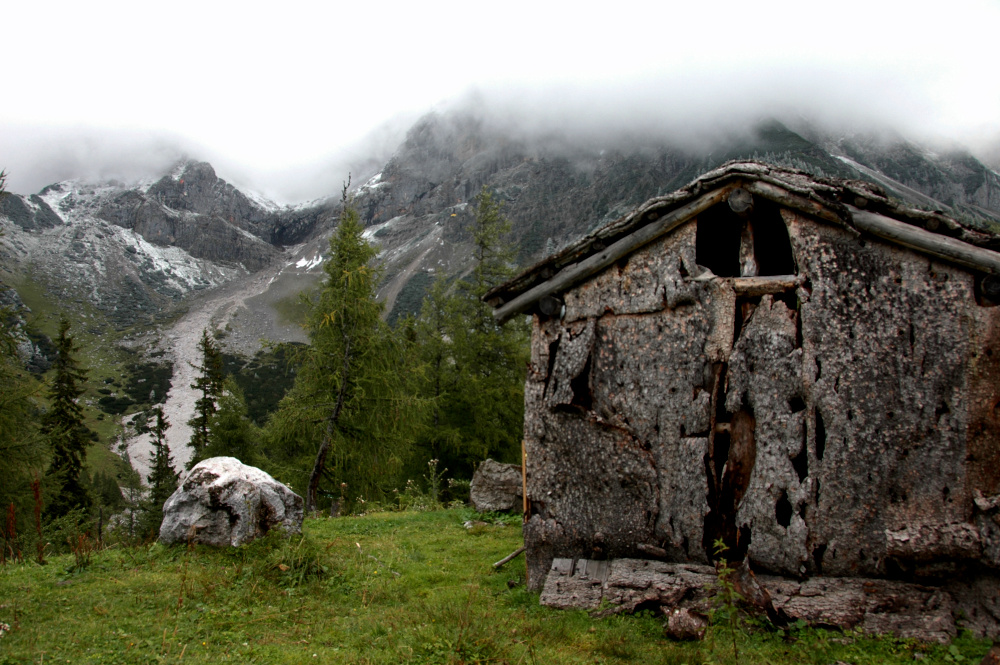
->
{"left": 0, "top": 510, "right": 990, "bottom": 664}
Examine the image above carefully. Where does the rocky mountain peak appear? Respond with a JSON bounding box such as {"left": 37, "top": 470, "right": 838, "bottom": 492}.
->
{"left": 0, "top": 159, "right": 335, "bottom": 329}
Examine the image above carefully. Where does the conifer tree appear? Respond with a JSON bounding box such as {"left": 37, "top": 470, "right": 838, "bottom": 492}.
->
{"left": 0, "top": 294, "right": 45, "bottom": 524}
{"left": 41, "top": 316, "right": 93, "bottom": 518}
{"left": 187, "top": 329, "right": 225, "bottom": 468}
{"left": 448, "top": 187, "right": 529, "bottom": 467}
{"left": 198, "top": 378, "right": 259, "bottom": 465}
{"left": 0, "top": 173, "right": 46, "bottom": 519}
{"left": 142, "top": 406, "right": 177, "bottom": 537}
{"left": 410, "top": 274, "right": 463, "bottom": 463}
{"left": 407, "top": 187, "right": 529, "bottom": 478}
{"left": 265, "top": 182, "right": 418, "bottom": 512}
{"left": 91, "top": 470, "right": 125, "bottom": 511}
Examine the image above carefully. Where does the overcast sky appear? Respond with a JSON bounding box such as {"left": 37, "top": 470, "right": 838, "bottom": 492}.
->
{"left": 2, "top": 0, "right": 998, "bottom": 202}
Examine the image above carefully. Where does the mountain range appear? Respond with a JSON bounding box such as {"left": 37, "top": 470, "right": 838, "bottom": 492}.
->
{"left": 3, "top": 112, "right": 999, "bottom": 346}
{"left": 4, "top": 109, "right": 1000, "bottom": 478}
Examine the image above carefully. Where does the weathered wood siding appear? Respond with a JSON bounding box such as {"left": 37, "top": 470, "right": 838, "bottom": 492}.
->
{"left": 523, "top": 205, "right": 1000, "bottom": 592}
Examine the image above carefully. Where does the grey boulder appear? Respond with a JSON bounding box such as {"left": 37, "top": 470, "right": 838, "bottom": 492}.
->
{"left": 470, "top": 459, "right": 523, "bottom": 512}
{"left": 159, "top": 457, "right": 303, "bottom": 547}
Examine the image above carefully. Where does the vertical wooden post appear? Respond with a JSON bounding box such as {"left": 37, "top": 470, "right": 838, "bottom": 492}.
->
{"left": 522, "top": 439, "right": 530, "bottom": 575}
{"left": 521, "top": 440, "right": 528, "bottom": 521}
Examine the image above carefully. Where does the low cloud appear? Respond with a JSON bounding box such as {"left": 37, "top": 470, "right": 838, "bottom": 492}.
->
{"left": 0, "top": 125, "right": 195, "bottom": 195}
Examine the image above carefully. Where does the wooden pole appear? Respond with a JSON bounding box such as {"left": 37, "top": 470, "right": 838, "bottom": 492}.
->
{"left": 493, "top": 547, "right": 526, "bottom": 569}
{"left": 728, "top": 188, "right": 754, "bottom": 216}
{"left": 730, "top": 275, "right": 803, "bottom": 296}
{"left": 744, "top": 181, "right": 850, "bottom": 229}
{"left": 492, "top": 186, "right": 737, "bottom": 323}
{"left": 521, "top": 440, "right": 528, "bottom": 520}
{"left": 850, "top": 206, "right": 1000, "bottom": 275}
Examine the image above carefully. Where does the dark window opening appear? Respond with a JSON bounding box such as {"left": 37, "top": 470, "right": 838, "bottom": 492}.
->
{"left": 752, "top": 199, "right": 797, "bottom": 275}
{"left": 569, "top": 355, "right": 594, "bottom": 411}
{"left": 773, "top": 289, "right": 799, "bottom": 312}
{"left": 812, "top": 544, "right": 827, "bottom": 573}
{"left": 732, "top": 297, "right": 761, "bottom": 346}
{"left": 696, "top": 204, "right": 742, "bottom": 277}
{"left": 695, "top": 199, "right": 797, "bottom": 277}
{"left": 736, "top": 525, "right": 751, "bottom": 561}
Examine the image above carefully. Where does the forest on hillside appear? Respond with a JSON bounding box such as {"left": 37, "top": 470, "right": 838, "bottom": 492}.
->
{"left": 0, "top": 174, "right": 529, "bottom": 558}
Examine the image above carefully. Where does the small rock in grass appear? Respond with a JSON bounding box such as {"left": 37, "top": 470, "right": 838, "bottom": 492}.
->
{"left": 663, "top": 608, "right": 708, "bottom": 641}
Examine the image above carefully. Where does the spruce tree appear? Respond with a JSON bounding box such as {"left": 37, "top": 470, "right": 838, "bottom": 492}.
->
{"left": 142, "top": 406, "right": 177, "bottom": 537}
{"left": 41, "top": 316, "right": 93, "bottom": 518}
{"left": 199, "top": 378, "right": 259, "bottom": 465}
{"left": 187, "top": 328, "right": 225, "bottom": 468}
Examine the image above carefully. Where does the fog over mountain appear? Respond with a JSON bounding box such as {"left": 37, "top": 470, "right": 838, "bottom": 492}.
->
{"left": 2, "top": 1, "right": 997, "bottom": 202}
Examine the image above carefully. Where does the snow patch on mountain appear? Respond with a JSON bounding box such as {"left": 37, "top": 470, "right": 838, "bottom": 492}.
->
{"left": 356, "top": 170, "right": 385, "bottom": 196}
{"left": 243, "top": 188, "right": 282, "bottom": 213}
{"left": 295, "top": 254, "right": 323, "bottom": 270}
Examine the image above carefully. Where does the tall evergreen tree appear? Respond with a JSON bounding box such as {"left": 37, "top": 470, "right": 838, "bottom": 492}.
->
{"left": 0, "top": 173, "right": 45, "bottom": 515}
{"left": 265, "top": 182, "right": 418, "bottom": 512}
{"left": 142, "top": 406, "right": 177, "bottom": 537}
{"left": 407, "top": 187, "right": 530, "bottom": 478}
{"left": 41, "top": 316, "right": 93, "bottom": 518}
{"left": 0, "top": 294, "right": 45, "bottom": 526}
{"left": 187, "top": 328, "right": 225, "bottom": 468}
{"left": 449, "top": 187, "right": 529, "bottom": 467}
{"left": 198, "top": 378, "right": 259, "bottom": 465}
{"left": 410, "top": 275, "right": 463, "bottom": 463}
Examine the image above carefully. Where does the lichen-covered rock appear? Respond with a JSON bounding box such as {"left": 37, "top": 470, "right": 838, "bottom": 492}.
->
{"left": 664, "top": 608, "right": 709, "bottom": 641}
{"left": 470, "top": 459, "right": 523, "bottom": 512}
{"left": 159, "top": 457, "right": 303, "bottom": 547}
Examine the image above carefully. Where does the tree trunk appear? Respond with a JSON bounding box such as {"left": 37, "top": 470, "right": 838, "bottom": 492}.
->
{"left": 306, "top": 335, "right": 352, "bottom": 514}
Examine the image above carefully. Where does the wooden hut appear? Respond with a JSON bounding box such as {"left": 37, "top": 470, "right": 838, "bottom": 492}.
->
{"left": 485, "top": 161, "right": 1000, "bottom": 638}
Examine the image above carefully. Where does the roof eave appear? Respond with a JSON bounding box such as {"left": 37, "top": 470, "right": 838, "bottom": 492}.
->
{"left": 486, "top": 161, "right": 1000, "bottom": 324}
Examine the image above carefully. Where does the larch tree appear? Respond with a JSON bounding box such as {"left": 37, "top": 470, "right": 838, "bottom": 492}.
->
{"left": 410, "top": 274, "right": 464, "bottom": 467}
{"left": 41, "top": 316, "right": 93, "bottom": 518}
{"left": 0, "top": 294, "right": 45, "bottom": 525}
{"left": 187, "top": 328, "right": 225, "bottom": 468}
{"left": 0, "top": 171, "right": 45, "bottom": 515}
{"left": 448, "top": 187, "right": 529, "bottom": 467}
{"left": 267, "top": 182, "right": 417, "bottom": 513}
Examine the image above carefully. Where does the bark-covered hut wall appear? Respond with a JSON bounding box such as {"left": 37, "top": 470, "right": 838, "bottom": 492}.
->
{"left": 522, "top": 204, "right": 1000, "bottom": 592}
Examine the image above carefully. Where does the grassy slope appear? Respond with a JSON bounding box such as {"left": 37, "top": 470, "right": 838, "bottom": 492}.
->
{"left": 0, "top": 510, "right": 990, "bottom": 665}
